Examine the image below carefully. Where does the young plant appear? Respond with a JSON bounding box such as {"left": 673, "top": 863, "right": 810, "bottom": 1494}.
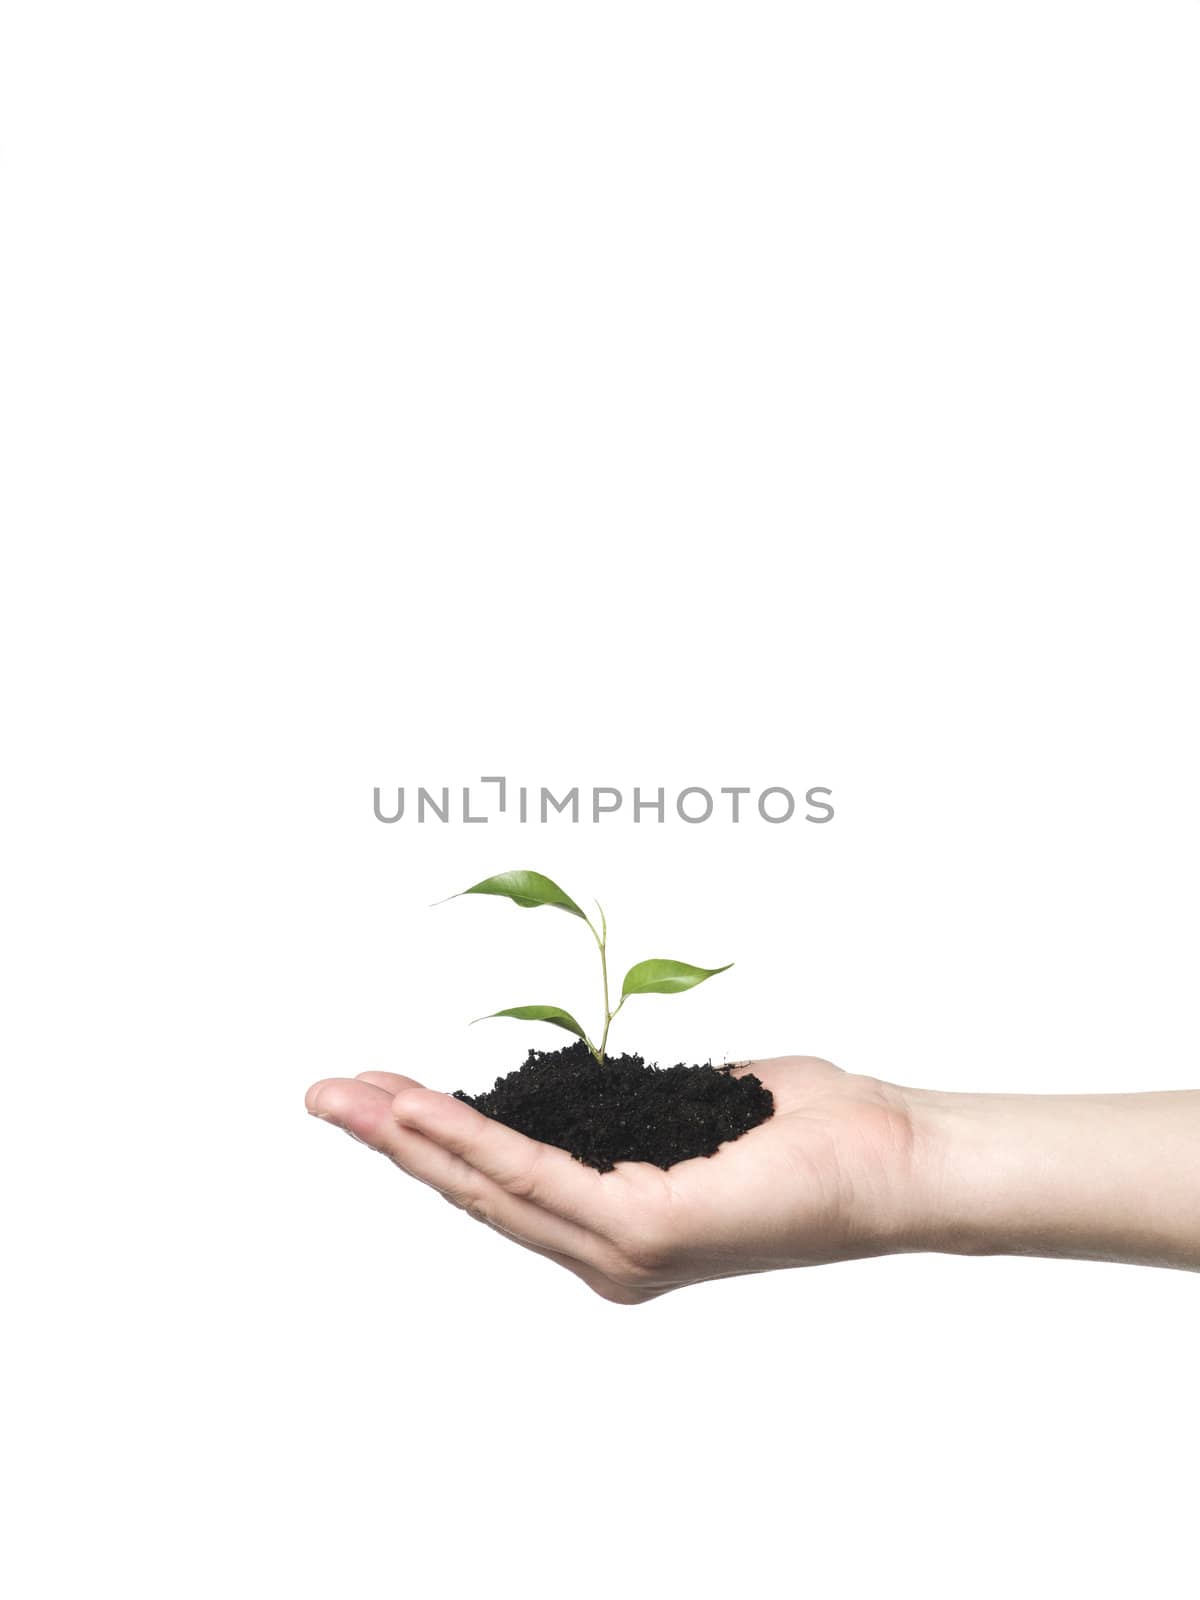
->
{"left": 440, "top": 869, "right": 731, "bottom": 1065}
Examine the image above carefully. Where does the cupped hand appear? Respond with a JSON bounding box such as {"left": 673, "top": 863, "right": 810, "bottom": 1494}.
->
{"left": 305, "top": 1058, "right": 921, "bottom": 1304}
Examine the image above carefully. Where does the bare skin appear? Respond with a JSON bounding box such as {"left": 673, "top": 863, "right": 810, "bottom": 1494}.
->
{"left": 305, "top": 1058, "right": 1200, "bottom": 1303}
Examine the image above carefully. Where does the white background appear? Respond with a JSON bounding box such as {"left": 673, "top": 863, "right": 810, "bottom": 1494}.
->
{"left": 3, "top": 2, "right": 1198, "bottom": 1595}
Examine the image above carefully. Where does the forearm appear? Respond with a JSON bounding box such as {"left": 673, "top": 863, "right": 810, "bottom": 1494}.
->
{"left": 901, "top": 1088, "right": 1200, "bottom": 1272}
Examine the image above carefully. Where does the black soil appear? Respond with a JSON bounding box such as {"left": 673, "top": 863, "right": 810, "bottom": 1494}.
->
{"left": 453, "top": 1041, "right": 774, "bottom": 1172}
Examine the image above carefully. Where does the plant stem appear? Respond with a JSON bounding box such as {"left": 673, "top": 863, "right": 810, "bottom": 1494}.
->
{"left": 598, "top": 997, "right": 624, "bottom": 1063}
{"left": 586, "top": 902, "right": 624, "bottom": 1065}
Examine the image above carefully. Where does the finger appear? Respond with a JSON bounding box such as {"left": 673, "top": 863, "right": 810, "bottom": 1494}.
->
{"left": 310, "top": 1081, "right": 654, "bottom": 1302}
{"left": 355, "top": 1071, "right": 424, "bottom": 1095}
{"left": 387, "top": 1085, "right": 618, "bottom": 1233}
{"left": 306, "top": 1075, "right": 415, "bottom": 1145}
{"left": 308, "top": 1078, "right": 612, "bottom": 1267}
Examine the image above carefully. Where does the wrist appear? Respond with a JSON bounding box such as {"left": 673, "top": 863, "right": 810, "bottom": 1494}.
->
{"left": 897, "top": 1087, "right": 1031, "bottom": 1258}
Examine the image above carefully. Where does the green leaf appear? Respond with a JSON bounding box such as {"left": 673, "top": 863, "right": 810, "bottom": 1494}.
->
{"left": 620, "top": 958, "right": 733, "bottom": 1000}
{"left": 472, "top": 1004, "right": 591, "bottom": 1043}
{"left": 456, "top": 869, "right": 586, "bottom": 918}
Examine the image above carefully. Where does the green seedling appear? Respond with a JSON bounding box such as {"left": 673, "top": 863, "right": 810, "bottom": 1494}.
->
{"left": 439, "top": 869, "right": 731, "bottom": 1066}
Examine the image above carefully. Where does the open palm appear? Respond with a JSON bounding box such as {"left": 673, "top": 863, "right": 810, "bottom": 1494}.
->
{"left": 305, "top": 1057, "right": 918, "bottom": 1303}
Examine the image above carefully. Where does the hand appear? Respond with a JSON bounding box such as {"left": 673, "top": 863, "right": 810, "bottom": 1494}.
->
{"left": 304, "top": 1057, "right": 921, "bottom": 1303}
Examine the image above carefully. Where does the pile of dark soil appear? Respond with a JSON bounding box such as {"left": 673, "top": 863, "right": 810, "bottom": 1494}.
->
{"left": 453, "top": 1041, "right": 774, "bottom": 1172}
